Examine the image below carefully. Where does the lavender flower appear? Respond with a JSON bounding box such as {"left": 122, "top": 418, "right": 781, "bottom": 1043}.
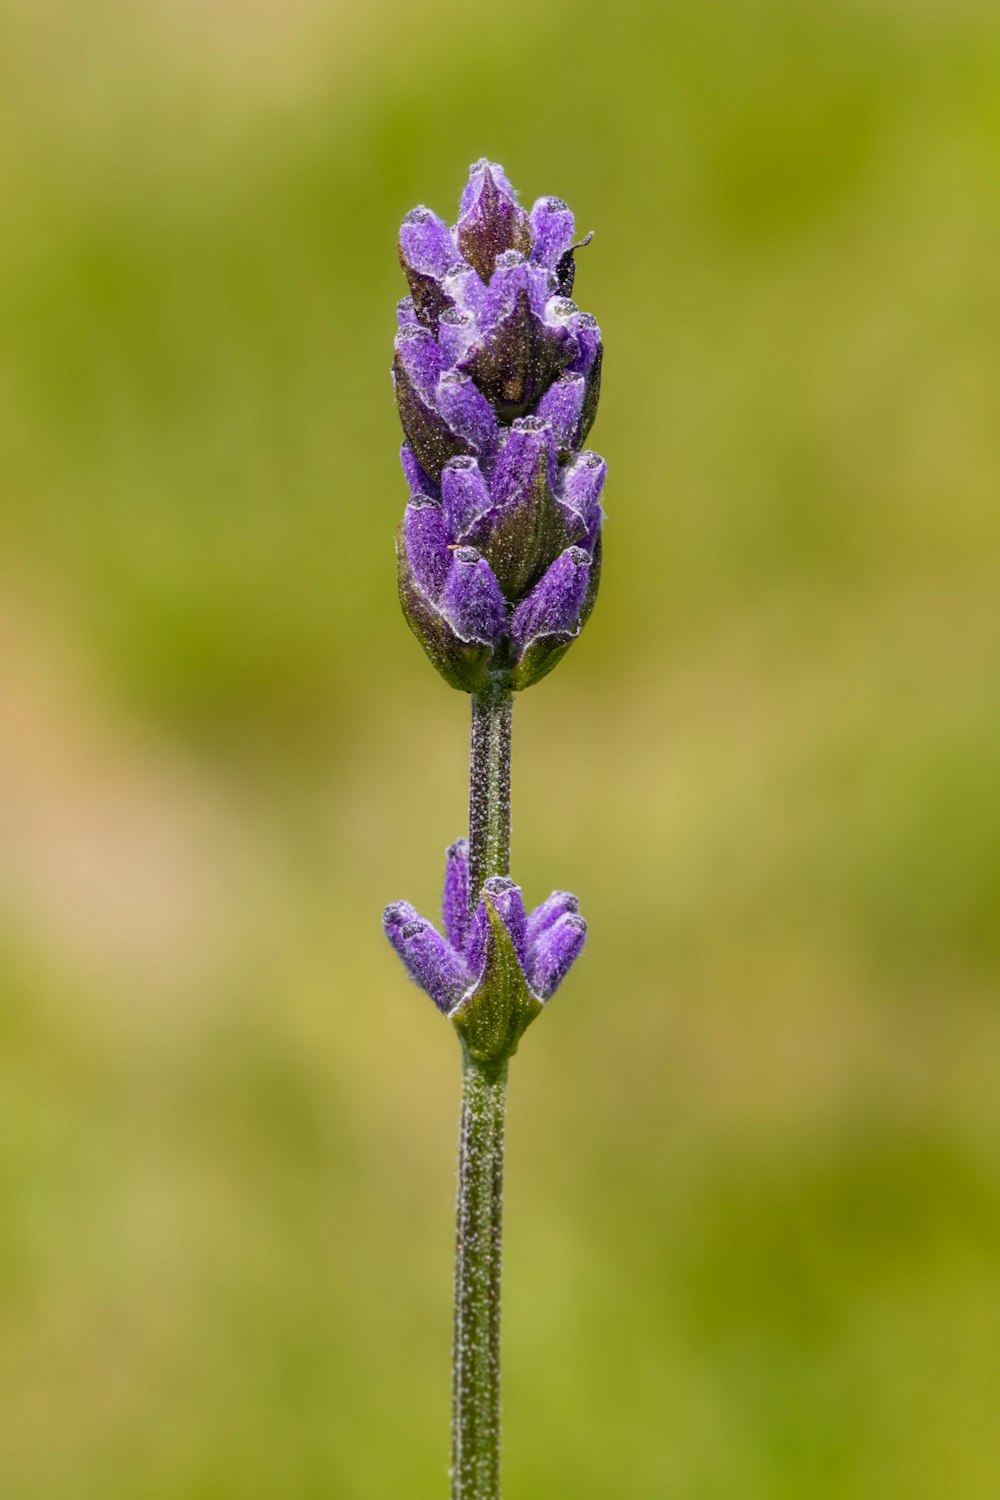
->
{"left": 383, "top": 840, "right": 586, "bottom": 1070}
{"left": 393, "top": 160, "right": 605, "bottom": 693}
{"left": 383, "top": 162, "right": 604, "bottom": 1500}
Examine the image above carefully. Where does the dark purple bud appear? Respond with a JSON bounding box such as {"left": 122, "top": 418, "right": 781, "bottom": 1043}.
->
{"left": 529, "top": 196, "right": 576, "bottom": 271}
{"left": 403, "top": 497, "right": 451, "bottom": 601}
{"left": 383, "top": 901, "right": 472, "bottom": 1013}
{"left": 555, "top": 231, "right": 593, "bottom": 299}
{"left": 456, "top": 159, "right": 532, "bottom": 283}
{"left": 512, "top": 546, "right": 590, "bottom": 652}
{"left": 398, "top": 206, "right": 457, "bottom": 328}
{"left": 441, "top": 455, "right": 491, "bottom": 540}
{"left": 439, "top": 547, "right": 507, "bottom": 645}
{"left": 526, "top": 891, "right": 580, "bottom": 952}
{"left": 442, "top": 839, "right": 470, "bottom": 953}
{"left": 536, "top": 372, "right": 587, "bottom": 452}
{"left": 528, "top": 912, "right": 587, "bottom": 1000}
{"left": 435, "top": 371, "right": 498, "bottom": 460}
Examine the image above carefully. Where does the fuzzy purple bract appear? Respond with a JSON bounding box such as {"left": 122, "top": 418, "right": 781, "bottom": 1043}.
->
{"left": 393, "top": 159, "right": 605, "bottom": 693}
{"left": 383, "top": 840, "right": 586, "bottom": 1067}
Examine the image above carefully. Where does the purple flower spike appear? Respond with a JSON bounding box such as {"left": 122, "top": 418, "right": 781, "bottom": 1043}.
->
{"left": 383, "top": 900, "right": 473, "bottom": 1013}
{"left": 527, "top": 913, "right": 587, "bottom": 1000}
{"left": 391, "top": 161, "right": 606, "bottom": 693}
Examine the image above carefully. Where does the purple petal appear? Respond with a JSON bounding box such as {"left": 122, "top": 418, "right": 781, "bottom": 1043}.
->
{"left": 404, "top": 498, "right": 451, "bottom": 600}
{"left": 558, "top": 450, "right": 606, "bottom": 537}
{"left": 490, "top": 417, "right": 557, "bottom": 510}
{"left": 442, "top": 839, "right": 470, "bottom": 953}
{"left": 383, "top": 902, "right": 473, "bottom": 1013}
{"left": 437, "top": 306, "right": 478, "bottom": 367}
{"left": 568, "top": 313, "right": 602, "bottom": 445}
{"left": 394, "top": 324, "right": 443, "bottom": 399}
{"left": 442, "top": 260, "right": 490, "bottom": 322}
{"left": 399, "top": 206, "right": 457, "bottom": 280}
{"left": 569, "top": 313, "right": 602, "bottom": 380}
{"left": 438, "top": 547, "right": 507, "bottom": 645}
{"left": 512, "top": 547, "right": 591, "bottom": 652}
{"left": 528, "top": 913, "right": 587, "bottom": 1000}
{"left": 526, "top": 891, "right": 580, "bottom": 953}
{"left": 435, "top": 371, "right": 499, "bottom": 460}
{"left": 529, "top": 195, "right": 576, "bottom": 270}
{"left": 465, "top": 876, "right": 528, "bottom": 979}
{"left": 535, "top": 372, "right": 586, "bottom": 451}
{"left": 482, "top": 875, "right": 527, "bottom": 968}
{"left": 441, "top": 456, "right": 491, "bottom": 540}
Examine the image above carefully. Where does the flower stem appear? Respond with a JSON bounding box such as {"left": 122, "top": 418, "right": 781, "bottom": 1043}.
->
{"left": 452, "top": 680, "right": 513, "bottom": 1500}
{"left": 451, "top": 1054, "right": 507, "bottom": 1500}
{"left": 468, "top": 680, "right": 513, "bottom": 900}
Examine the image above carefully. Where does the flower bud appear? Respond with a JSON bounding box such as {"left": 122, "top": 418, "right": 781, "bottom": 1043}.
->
{"left": 384, "top": 846, "right": 587, "bottom": 1066}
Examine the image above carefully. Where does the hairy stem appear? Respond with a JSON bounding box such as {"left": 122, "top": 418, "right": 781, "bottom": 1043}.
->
{"left": 451, "top": 1056, "right": 507, "bottom": 1500}
{"left": 468, "top": 681, "right": 513, "bottom": 901}
{"left": 452, "top": 681, "right": 513, "bottom": 1499}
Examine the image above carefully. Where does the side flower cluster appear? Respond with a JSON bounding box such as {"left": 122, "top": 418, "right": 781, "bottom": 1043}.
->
{"left": 384, "top": 840, "right": 586, "bottom": 1070}
{"left": 393, "top": 159, "right": 606, "bottom": 693}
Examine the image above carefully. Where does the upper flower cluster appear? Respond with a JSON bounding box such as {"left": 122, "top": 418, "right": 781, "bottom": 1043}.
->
{"left": 393, "top": 160, "right": 605, "bottom": 693}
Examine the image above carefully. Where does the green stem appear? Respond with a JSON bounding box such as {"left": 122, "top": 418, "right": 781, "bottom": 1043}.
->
{"left": 451, "top": 1055, "right": 507, "bottom": 1500}
{"left": 452, "top": 680, "right": 513, "bottom": 1500}
{"left": 468, "top": 681, "right": 513, "bottom": 901}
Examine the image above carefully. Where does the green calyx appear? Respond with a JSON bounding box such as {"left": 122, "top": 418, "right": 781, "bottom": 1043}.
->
{"left": 450, "top": 893, "right": 542, "bottom": 1080}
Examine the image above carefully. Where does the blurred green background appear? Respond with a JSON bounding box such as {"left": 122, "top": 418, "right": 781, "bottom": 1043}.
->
{"left": 1, "top": 0, "right": 998, "bottom": 1495}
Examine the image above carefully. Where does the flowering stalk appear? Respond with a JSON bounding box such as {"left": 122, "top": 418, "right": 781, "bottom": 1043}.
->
{"left": 383, "top": 160, "right": 604, "bottom": 1499}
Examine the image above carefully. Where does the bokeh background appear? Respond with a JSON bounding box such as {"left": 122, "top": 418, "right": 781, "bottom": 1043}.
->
{"left": 2, "top": 0, "right": 998, "bottom": 1495}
